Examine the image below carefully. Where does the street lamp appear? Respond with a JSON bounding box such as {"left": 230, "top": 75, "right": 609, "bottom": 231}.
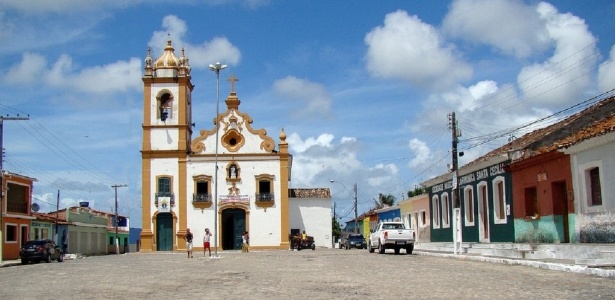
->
{"left": 208, "top": 62, "right": 227, "bottom": 258}
{"left": 329, "top": 180, "right": 358, "bottom": 233}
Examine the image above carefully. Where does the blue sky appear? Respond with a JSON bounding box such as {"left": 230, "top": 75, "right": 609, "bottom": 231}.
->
{"left": 1, "top": 0, "right": 615, "bottom": 227}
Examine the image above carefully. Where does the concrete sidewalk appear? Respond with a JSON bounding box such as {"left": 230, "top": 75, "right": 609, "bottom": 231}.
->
{"left": 415, "top": 242, "right": 615, "bottom": 278}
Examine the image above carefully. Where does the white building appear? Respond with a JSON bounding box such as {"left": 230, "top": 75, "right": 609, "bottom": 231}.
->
{"left": 562, "top": 127, "right": 615, "bottom": 243}
{"left": 139, "top": 39, "right": 331, "bottom": 252}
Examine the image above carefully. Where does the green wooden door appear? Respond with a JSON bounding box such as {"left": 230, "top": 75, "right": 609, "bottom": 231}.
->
{"left": 156, "top": 213, "right": 173, "bottom": 251}
{"left": 233, "top": 217, "right": 245, "bottom": 249}
{"left": 222, "top": 209, "right": 245, "bottom": 250}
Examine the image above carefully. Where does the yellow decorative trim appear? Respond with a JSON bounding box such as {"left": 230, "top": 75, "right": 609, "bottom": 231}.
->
{"left": 190, "top": 108, "right": 275, "bottom": 154}
{"left": 221, "top": 129, "right": 245, "bottom": 152}
{"left": 255, "top": 201, "right": 274, "bottom": 208}
{"left": 193, "top": 200, "right": 212, "bottom": 212}
{"left": 226, "top": 162, "right": 241, "bottom": 182}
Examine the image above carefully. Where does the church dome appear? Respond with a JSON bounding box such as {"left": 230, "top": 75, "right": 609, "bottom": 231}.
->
{"left": 154, "top": 39, "right": 179, "bottom": 69}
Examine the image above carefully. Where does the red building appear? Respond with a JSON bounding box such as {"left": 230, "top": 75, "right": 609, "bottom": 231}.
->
{"left": 1, "top": 172, "right": 36, "bottom": 260}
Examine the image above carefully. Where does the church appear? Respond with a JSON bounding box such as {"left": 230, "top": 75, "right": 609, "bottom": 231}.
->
{"left": 139, "top": 39, "right": 332, "bottom": 252}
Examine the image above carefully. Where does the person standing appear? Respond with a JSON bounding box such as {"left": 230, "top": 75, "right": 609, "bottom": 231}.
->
{"left": 203, "top": 228, "right": 212, "bottom": 257}
{"left": 61, "top": 230, "right": 68, "bottom": 255}
{"left": 242, "top": 231, "right": 249, "bottom": 253}
{"left": 184, "top": 228, "right": 193, "bottom": 258}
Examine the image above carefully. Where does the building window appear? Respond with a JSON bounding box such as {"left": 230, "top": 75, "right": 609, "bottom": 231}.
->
{"left": 5, "top": 224, "right": 17, "bottom": 243}
{"left": 193, "top": 175, "right": 212, "bottom": 202}
{"left": 6, "top": 182, "right": 28, "bottom": 214}
{"left": 441, "top": 193, "right": 450, "bottom": 228}
{"left": 464, "top": 186, "right": 474, "bottom": 226}
{"left": 255, "top": 174, "right": 275, "bottom": 202}
{"left": 157, "top": 177, "right": 171, "bottom": 196}
{"left": 493, "top": 177, "right": 507, "bottom": 224}
{"left": 524, "top": 186, "right": 538, "bottom": 218}
{"left": 157, "top": 92, "right": 173, "bottom": 121}
{"left": 421, "top": 210, "right": 426, "bottom": 226}
{"left": 588, "top": 167, "right": 602, "bottom": 206}
{"left": 432, "top": 195, "right": 440, "bottom": 229}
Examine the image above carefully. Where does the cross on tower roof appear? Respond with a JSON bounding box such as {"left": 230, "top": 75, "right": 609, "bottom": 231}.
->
{"left": 227, "top": 74, "right": 239, "bottom": 93}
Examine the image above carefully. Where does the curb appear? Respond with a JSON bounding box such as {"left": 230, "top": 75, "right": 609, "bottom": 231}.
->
{"left": 415, "top": 250, "right": 615, "bottom": 278}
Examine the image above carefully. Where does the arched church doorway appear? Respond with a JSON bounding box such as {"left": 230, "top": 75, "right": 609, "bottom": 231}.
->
{"left": 221, "top": 208, "right": 245, "bottom": 250}
{"left": 156, "top": 213, "right": 173, "bottom": 251}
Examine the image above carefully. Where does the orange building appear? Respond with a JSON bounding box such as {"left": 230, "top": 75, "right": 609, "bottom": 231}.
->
{"left": 1, "top": 172, "right": 36, "bottom": 260}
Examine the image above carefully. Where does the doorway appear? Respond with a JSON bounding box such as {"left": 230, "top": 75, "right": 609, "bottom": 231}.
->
{"left": 552, "top": 181, "right": 570, "bottom": 243}
{"left": 478, "top": 184, "right": 490, "bottom": 242}
{"left": 156, "top": 213, "right": 173, "bottom": 251}
{"left": 222, "top": 208, "right": 245, "bottom": 250}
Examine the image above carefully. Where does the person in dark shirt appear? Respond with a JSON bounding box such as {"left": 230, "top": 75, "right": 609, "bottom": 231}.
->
{"left": 184, "top": 228, "right": 194, "bottom": 258}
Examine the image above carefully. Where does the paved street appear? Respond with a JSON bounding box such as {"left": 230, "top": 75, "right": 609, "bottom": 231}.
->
{"left": 1, "top": 248, "right": 614, "bottom": 299}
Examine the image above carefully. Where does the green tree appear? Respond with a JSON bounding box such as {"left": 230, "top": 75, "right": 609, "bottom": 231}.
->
{"left": 378, "top": 193, "right": 396, "bottom": 207}
{"left": 407, "top": 186, "right": 426, "bottom": 198}
{"left": 332, "top": 216, "right": 342, "bottom": 242}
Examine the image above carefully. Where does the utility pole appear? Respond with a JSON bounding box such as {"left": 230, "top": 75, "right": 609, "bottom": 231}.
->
{"left": 449, "top": 112, "right": 460, "bottom": 208}
{"left": 353, "top": 183, "right": 358, "bottom": 234}
{"left": 55, "top": 190, "right": 60, "bottom": 243}
{"left": 112, "top": 184, "right": 128, "bottom": 254}
{"left": 449, "top": 112, "right": 462, "bottom": 255}
{"left": 0, "top": 115, "right": 29, "bottom": 265}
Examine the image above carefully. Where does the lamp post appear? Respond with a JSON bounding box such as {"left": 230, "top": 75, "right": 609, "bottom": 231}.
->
{"left": 208, "top": 62, "right": 227, "bottom": 258}
{"left": 330, "top": 180, "right": 358, "bottom": 233}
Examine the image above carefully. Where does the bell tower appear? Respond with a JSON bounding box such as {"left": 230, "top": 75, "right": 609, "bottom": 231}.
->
{"left": 140, "top": 38, "right": 194, "bottom": 251}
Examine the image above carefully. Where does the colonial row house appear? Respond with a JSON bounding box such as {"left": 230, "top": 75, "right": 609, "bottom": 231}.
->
{"left": 1, "top": 172, "right": 36, "bottom": 260}
{"left": 51, "top": 202, "right": 130, "bottom": 255}
{"left": 1, "top": 171, "right": 129, "bottom": 259}
{"left": 399, "top": 194, "right": 430, "bottom": 243}
{"left": 422, "top": 95, "right": 615, "bottom": 244}
{"left": 140, "top": 39, "right": 332, "bottom": 252}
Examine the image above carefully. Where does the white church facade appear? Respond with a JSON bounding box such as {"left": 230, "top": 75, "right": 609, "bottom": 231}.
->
{"left": 139, "top": 39, "right": 332, "bottom": 252}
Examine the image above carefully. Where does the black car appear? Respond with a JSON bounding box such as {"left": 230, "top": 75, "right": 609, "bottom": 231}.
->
{"left": 20, "top": 239, "right": 64, "bottom": 264}
{"left": 344, "top": 234, "right": 367, "bottom": 249}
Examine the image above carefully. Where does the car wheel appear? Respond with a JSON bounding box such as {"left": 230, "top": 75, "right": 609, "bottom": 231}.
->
{"left": 311, "top": 244, "right": 315, "bottom": 251}
{"left": 21, "top": 259, "right": 27, "bottom": 265}
{"left": 378, "top": 241, "right": 385, "bottom": 254}
{"left": 368, "top": 241, "right": 374, "bottom": 253}
{"left": 406, "top": 244, "right": 414, "bottom": 255}
{"left": 45, "top": 253, "right": 52, "bottom": 263}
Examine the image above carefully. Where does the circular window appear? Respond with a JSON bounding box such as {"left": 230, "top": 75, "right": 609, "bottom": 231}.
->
{"left": 221, "top": 129, "right": 244, "bottom": 152}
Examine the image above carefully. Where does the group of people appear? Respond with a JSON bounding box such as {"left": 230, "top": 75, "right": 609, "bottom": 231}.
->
{"left": 183, "top": 228, "right": 212, "bottom": 258}
{"left": 183, "top": 228, "right": 249, "bottom": 257}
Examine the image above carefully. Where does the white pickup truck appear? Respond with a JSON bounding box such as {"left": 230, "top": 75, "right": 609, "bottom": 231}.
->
{"left": 368, "top": 221, "right": 415, "bottom": 255}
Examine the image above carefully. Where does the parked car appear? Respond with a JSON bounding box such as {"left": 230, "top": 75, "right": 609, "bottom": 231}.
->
{"left": 20, "top": 239, "right": 64, "bottom": 264}
{"left": 368, "top": 221, "right": 415, "bottom": 255}
{"left": 344, "top": 234, "right": 367, "bottom": 250}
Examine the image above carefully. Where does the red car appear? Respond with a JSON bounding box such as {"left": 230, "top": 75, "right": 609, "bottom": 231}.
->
{"left": 19, "top": 239, "right": 64, "bottom": 264}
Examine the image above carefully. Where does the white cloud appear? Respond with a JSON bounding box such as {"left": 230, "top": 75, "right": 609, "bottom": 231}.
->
{"left": 598, "top": 45, "right": 615, "bottom": 92}
{"left": 442, "top": 0, "right": 550, "bottom": 58}
{"left": 517, "top": 2, "right": 598, "bottom": 106}
{"left": 364, "top": 10, "right": 472, "bottom": 90}
{"left": 273, "top": 76, "right": 332, "bottom": 119}
{"left": 4, "top": 52, "right": 142, "bottom": 94}
{"left": 408, "top": 138, "right": 432, "bottom": 169}
{"left": 0, "top": 0, "right": 139, "bottom": 15}
{"left": 148, "top": 15, "right": 241, "bottom": 69}
{"left": 3, "top": 52, "right": 46, "bottom": 84}
{"left": 366, "top": 163, "right": 398, "bottom": 187}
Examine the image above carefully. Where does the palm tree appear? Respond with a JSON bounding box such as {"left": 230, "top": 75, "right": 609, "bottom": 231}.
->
{"left": 378, "top": 193, "right": 396, "bottom": 207}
